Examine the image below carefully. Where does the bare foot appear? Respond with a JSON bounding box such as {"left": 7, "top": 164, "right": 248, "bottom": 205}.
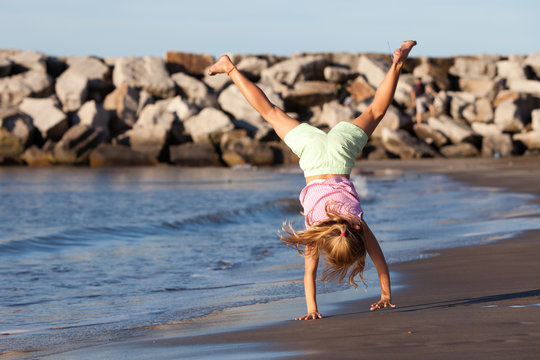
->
{"left": 208, "top": 55, "right": 235, "bottom": 76}
{"left": 393, "top": 40, "right": 417, "bottom": 64}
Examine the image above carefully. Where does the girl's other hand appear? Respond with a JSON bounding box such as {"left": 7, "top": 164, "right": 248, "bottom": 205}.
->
{"left": 295, "top": 312, "right": 322, "bottom": 320}
{"left": 370, "top": 298, "right": 396, "bottom": 311}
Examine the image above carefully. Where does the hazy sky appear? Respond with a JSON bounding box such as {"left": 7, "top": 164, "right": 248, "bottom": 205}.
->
{"left": 1, "top": 0, "right": 538, "bottom": 58}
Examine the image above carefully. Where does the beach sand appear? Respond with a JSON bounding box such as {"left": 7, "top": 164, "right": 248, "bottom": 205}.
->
{"left": 10, "top": 157, "right": 540, "bottom": 360}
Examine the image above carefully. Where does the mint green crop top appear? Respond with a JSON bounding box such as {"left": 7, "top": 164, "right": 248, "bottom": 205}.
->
{"left": 284, "top": 122, "right": 369, "bottom": 177}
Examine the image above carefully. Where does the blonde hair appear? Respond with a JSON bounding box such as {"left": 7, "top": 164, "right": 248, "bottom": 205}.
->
{"left": 280, "top": 202, "right": 367, "bottom": 288}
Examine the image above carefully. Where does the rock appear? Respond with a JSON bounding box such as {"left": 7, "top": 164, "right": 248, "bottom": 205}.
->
{"left": 447, "top": 91, "right": 476, "bottom": 120}
{"left": 55, "top": 56, "right": 110, "bottom": 112}
{"left": 169, "top": 142, "right": 221, "bottom": 166}
{"left": 412, "top": 59, "right": 450, "bottom": 90}
{"left": 348, "top": 75, "right": 375, "bottom": 103}
{"left": 440, "top": 142, "right": 479, "bottom": 158}
{"left": 1, "top": 108, "right": 37, "bottom": 147}
{"left": 532, "top": 109, "right": 540, "bottom": 131}
{"left": 513, "top": 131, "right": 540, "bottom": 150}
{"left": 473, "top": 97, "right": 494, "bottom": 123}
{"left": 494, "top": 100, "right": 524, "bottom": 133}
{"left": 482, "top": 133, "right": 514, "bottom": 157}
{"left": 21, "top": 145, "right": 54, "bottom": 166}
{"left": 166, "top": 96, "right": 198, "bottom": 121}
{"left": 458, "top": 78, "right": 498, "bottom": 98}
{"left": 427, "top": 115, "right": 477, "bottom": 144}
{"left": 203, "top": 71, "right": 231, "bottom": 93}
{"left": 471, "top": 122, "right": 501, "bottom": 137}
{"left": 381, "top": 128, "right": 439, "bottom": 159}
{"left": 356, "top": 55, "right": 390, "bottom": 88}
{"left": 496, "top": 60, "right": 527, "bottom": 80}
{"left": 113, "top": 57, "right": 176, "bottom": 98}
{"left": 0, "top": 128, "right": 25, "bottom": 158}
{"left": 282, "top": 81, "right": 337, "bottom": 109}
{"left": 171, "top": 72, "right": 217, "bottom": 108}
{"left": 323, "top": 66, "right": 352, "bottom": 83}
{"left": 449, "top": 56, "right": 497, "bottom": 80}
{"left": 89, "top": 144, "right": 157, "bottom": 166}
{"left": 315, "top": 100, "right": 355, "bottom": 128}
{"left": 371, "top": 105, "right": 412, "bottom": 138}
{"left": 0, "top": 70, "right": 53, "bottom": 107}
{"left": 237, "top": 56, "right": 270, "bottom": 78}
{"left": 493, "top": 90, "right": 520, "bottom": 108}
{"left": 266, "top": 140, "right": 299, "bottom": 164}
{"left": 260, "top": 55, "right": 328, "bottom": 86}
{"left": 524, "top": 51, "right": 540, "bottom": 78}
{"left": 183, "top": 107, "right": 234, "bottom": 142}
{"left": 74, "top": 100, "right": 111, "bottom": 138}
{"left": 220, "top": 130, "right": 274, "bottom": 166}
{"left": 412, "top": 123, "right": 449, "bottom": 148}
{"left": 104, "top": 84, "right": 153, "bottom": 132}
{"left": 19, "top": 98, "right": 68, "bottom": 141}
{"left": 9, "top": 50, "right": 47, "bottom": 72}
{"left": 218, "top": 83, "right": 280, "bottom": 138}
{"left": 0, "top": 58, "right": 12, "bottom": 77}
{"left": 508, "top": 80, "right": 540, "bottom": 96}
{"left": 393, "top": 74, "right": 415, "bottom": 107}
{"left": 165, "top": 51, "right": 214, "bottom": 76}
{"left": 54, "top": 124, "right": 106, "bottom": 164}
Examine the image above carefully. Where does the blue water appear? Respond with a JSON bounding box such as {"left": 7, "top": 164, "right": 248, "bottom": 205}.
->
{"left": 1, "top": 166, "right": 539, "bottom": 354}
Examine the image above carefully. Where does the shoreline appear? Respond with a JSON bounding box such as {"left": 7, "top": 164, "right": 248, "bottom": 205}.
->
{"left": 4, "top": 157, "right": 540, "bottom": 359}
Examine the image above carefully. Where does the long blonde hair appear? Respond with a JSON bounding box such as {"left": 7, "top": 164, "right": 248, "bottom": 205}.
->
{"left": 280, "top": 202, "right": 367, "bottom": 288}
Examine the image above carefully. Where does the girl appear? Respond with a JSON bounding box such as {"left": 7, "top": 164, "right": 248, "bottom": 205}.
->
{"left": 209, "top": 40, "right": 416, "bottom": 320}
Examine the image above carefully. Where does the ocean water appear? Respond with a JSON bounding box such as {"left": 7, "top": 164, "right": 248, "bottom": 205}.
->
{"left": 1, "top": 166, "right": 539, "bottom": 354}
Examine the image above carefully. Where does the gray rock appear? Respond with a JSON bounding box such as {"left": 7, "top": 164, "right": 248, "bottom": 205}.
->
{"left": 381, "top": 128, "right": 439, "bottom": 159}
{"left": 260, "top": 55, "right": 328, "bottom": 86}
{"left": 19, "top": 98, "right": 68, "bottom": 141}
{"left": 471, "top": 122, "right": 501, "bottom": 137}
{"left": 1, "top": 108, "right": 36, "bottom": 147}
{"left": 427, "top": 115, "right": 477, "bottom": 144}
{"left": 89, "top": 144, "right": 157, "bottom": 166}
{"left": 220, "top": 130, "right": 274, "bottom": 166}
{"left": 323, "top": 66, "right": 352, "bottom": 83}
{"left": 356, "top": 55, "right": 390, "bottom": 89}
{"left": 104, "top": 83, "right": 144, "bottom": 131}
{"left": 113, "top": 57, "right": 176, "bottom": 98}
{"left": 315, "top": 100, "right": 355, "bottom": 128}
{"left": 169, "top": 142, "right": 221, "bottom": 166}
{"left": 21, "top": 145, "right": 53, "bottom": 166}
{"left": 166, "top": 96, "right": 198, "bottom": 121}
{"left": 449, "top": 56, "right": 497, "bottom": 80}
{"left": 496, "top": 60, "right": 527, "bottom": 80}
{"left": 74, "top": 100, "right": 111, "bottom": 138}
{"left": 458, "top": 78, "right": 497, "bottom": 99}
{"left": 371, "top": 105, "right": 412, "bottom": 138}
{"left": 0, "top": 70, "right": 53, "bottom": 107}
{"left": 532, "top": 109, "right": 540, "bottom": 131}
{"left": 412, "top": 59, "right": 451, "bottom": 90}
{"left": 183, "top": 107, "right": 234, "bottom": 142}
{"left": 203, "top": 71, "right": 231, "bottom": 93}
{"left": 54, "top": 124, "right": 106, "bottom": 164}
{"left": 393, "top": 74, "right": 415, "bottom": 107}
{"left": 412, "top": 123, "right": 449, "bottom": 148}
{"left": 448, "top": 91, "right": 476, "bottom": 121}
{"left": 513, "top": 131, "right": 540, "bottom": 150}
{"left": 9, "top": 50, "right": 47, "bottom": 72}
{"left": 171, "top": 72, "right": 217, "bottom": 108}
{"left": 217, "top": 83, "right": 279, "bottom": 138}
{"left": 347, "top": 75, "right": 375, "bottom": 103}
{"left": 65, "top": 56, "right": 110, "bottom": 88}
{"left": 237, "top": 56, "right": 270, "bottom": 77}
{"left": 0, "top": 58, "right": 12, "bottom": 77}
{"left": 508, "top": 80, "right": 540, "bottom": 96}
{"left": 282, "top": 81, "right": 337, "bottom": 109}
{"left": 494, "top": 100, "right": 524, "bottom": 133}
{"left": 440, "top": 142, "right": 480, "bottom": 158}
{"left": 473, "top": 97, "right": 494, "bottom": 123}
{"left": 482, "top": 133, "right": 514, "bottom": 157}
{"left": 524, "top": 51, "right": 540, "bottom": 78}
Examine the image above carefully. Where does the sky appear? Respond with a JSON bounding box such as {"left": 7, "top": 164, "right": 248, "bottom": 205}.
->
{"left": 0, "top": 0, "right": 539, "bottom": 59}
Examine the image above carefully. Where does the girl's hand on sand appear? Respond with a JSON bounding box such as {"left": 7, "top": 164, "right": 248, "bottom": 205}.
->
{"left": 370, "top": 298, "right": 396, "bottom": 311}
{"left": 295, "top": 312, "right": 322, "bottom": 320}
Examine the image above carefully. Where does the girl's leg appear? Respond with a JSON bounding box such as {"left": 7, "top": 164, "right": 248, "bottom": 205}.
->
{"left": 209, "top": 56, "right": 299, "bottom": 140}
{"left": 352, "top": 40, "right": 416, "bottom": 136}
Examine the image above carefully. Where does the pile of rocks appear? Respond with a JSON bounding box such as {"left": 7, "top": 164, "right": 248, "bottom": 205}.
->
{"left": 1, "top": 49, "right": 539, "bottom": 167}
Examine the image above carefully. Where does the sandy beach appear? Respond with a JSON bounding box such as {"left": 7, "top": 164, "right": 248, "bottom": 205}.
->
{"left": 4, "top": 157, "right": 540, "bottom": 360}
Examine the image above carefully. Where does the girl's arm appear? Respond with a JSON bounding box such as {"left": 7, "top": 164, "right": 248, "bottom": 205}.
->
{"left": 363, "top": 223, "right": 396, "bottom": 311}
{"left": 295, "top": 245, "right": 322, "bottom": 320}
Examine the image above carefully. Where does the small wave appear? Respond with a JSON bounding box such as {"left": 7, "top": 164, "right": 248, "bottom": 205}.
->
{"left": 149, "top": 282, "right": 252, "bottom": 293}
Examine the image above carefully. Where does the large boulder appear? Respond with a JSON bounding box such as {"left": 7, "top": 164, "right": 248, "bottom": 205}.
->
{"left": 218, "top": 83, "right": 280, "bottom": 138}
{"left": 1, "top": 107, "right": 37, "bottom": 147}
{"left": 165, "top": 51, "right": 214, "bottom": 76}
{"left": 347, "top": 75, "right": 375, "bottom": 103}
{"left": 507, "top": 80, "right": 540, "bottom": 96}
{"left": 54, "top": 124, "right": 106, "bottom": 164}
{"left": 412, "top": 123, "right": 449, "bottom": 148}
{"left": 381, "top": 128, "right": 439, "bottom": 159}
{"left": 471, "top": 122, "right": 502, "bottom": 137}
{"left": 447, "top": 91, "right": 476, "bottom": 121}
{"left": 171, "top": 72, "right": 217, "bottom": 108}
{"left": 0, "top": 70, "right": 52, "bottom": 107}
{"left": 220, "top": 130, "right": 274, "bottom": 166}
{"left": 494, "top": 100, "right": 524, "bottom": 133}
{"left": 19, "top": 98, "right": 69, "bottom": 141}
{"left": 356, "top": 55, "right": 390, "bottom": 89}
{"left": 323, "top": 66, "right": 353, "bottom": 83}
{"left": 315, "top": 100, "right": 355, "bottom": 128}
{"left": 203, "top": 71, "right": 231, "bottom": 93}
{"left": 412, "top": 59, "right": 451, "bottom": 90}
{"left": 166, "top": 96, "right": 198, "bottom": 121}
{"left": 74, "top": 100, "right": 111, "bottom": 139}
{"left": 449, "top": 56, "right": 497, "bottom": 80}
{"left": 282, "top": 81, "right": 337, "bottom": 109}
{"left": 55, "top": 56, "right": 110, "bottom": 112}
{"left": 104, "top": 84, "right": 153, "bottom": 132}
{"left": 260, "top": 55, "right": 328, "bottom": 86}
{"left": 169, "top": 142, "right": 221, "bottom": 166}
{"left": 0, "top": 128, "right": 25, "bottom": 159}
{"left": 496, "top": 60, "right": 527, "bottom": 81}
{"left": 21, "top": 145, "right": 54, "bottom": 166}
{"left": 481, "top": 133, "right": 514, "bottom": 157}
{"left": 0, "top": 57, "right": 12, "bottom": 77}
{"left": 524, "top": 51, "right": 540, "bottom": 78}
{"left": 513, "top": 131, "right": 540, "bottom": 150}
{"left": 532, "top": 109, "right": 540, "bottom": 131}
{"left": 371, "top": 105, "right": 412, "bottom": 138}
{"left": 427, "top": 115, "right": 478, "bottom": 144}
{"left": 472, "top": 97, "right": 494, "bottom": 123}
{"left": 237, "top": 56, "right": 270, "bottom": 79}
{"left": 113, "top": 57, "right": 176, "bottom": 98}
{"left": 458, "top": 78, "right": 498, "bottom": 99}
{"left": 440, "top": 142, "right": 480, "bottom": 158}
{"left": 393, "top": 74, "right": 415, "bottom": 107}
{"left": 183, "top": 107, "right": 234, "bottom": 142}
{"left": 89, "top": 144, "right": 157, "bottom": 166}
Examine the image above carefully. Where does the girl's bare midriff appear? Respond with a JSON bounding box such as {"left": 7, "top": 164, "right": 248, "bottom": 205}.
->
{"left": 305, "top": 174, "right": 349, "bottom": 184}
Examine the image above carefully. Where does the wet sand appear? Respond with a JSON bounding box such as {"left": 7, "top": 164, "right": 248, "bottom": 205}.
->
{"left": 8, "top": 157, "right": 540, "bottom": 359}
